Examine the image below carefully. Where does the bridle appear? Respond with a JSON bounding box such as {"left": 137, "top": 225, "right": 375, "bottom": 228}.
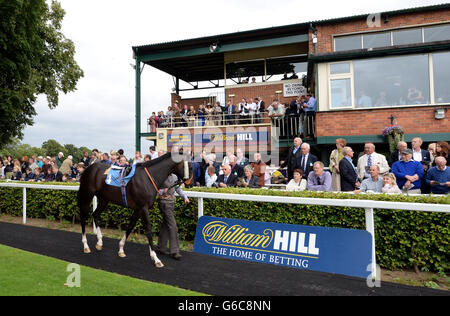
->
{"left": 143, "top": 161, "right": 193, "bottom": 197}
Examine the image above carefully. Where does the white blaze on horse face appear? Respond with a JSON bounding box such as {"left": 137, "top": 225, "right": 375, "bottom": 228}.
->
{"left": 184, "top": 161, "right": 189, "bottom": 179}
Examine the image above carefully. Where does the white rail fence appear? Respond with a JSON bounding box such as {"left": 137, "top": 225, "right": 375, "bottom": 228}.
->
{"left": 1, "top": 182, "right": 449, "bottom": 278}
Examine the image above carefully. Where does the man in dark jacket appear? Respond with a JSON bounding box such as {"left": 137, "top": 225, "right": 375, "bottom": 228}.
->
{"left": 339, "top": 146, "right": 360, "bottom": 191}
{"left": 388, "top": 141, "right": 407, "bottom": 167}
{"left": 280, "top": 137, "right": 303, "bottom": 180}
{"left": 295, "top": 143, "right": 318, "bottom": 179}
{"left": 225, "top": 100, "right": 236, "bottom": 125}
{"left": 216, "top": 164, "right": 238, "bottom": 187}
{"left": 411, "top": 137, "right": 431, "bottom": 166}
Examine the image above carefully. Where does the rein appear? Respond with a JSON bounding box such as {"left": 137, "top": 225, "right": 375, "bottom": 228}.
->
{"left": 144, "top": 167, "right": 164, "bottom": 198}
{"left": 143, "top": 164, "right": 193, "bottom": 198}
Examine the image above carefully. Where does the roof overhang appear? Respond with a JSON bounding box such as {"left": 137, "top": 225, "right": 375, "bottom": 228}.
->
{"left": 133, "top": 24, "right": 309, "bottom": 83}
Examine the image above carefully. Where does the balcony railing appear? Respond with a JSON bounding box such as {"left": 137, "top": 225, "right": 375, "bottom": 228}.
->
{"left": 148, "top": 112, "right": 315, "bottom": 139}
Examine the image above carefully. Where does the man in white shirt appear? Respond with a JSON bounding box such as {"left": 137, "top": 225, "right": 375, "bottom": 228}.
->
{"left": 247, "top": 98, "right": 257, "bottom": 124}
{"left": 411, "top": 137, "right": 431, "bottom": 165}
{"left": 357, "top": 143, "right": 389, "bottom": 181}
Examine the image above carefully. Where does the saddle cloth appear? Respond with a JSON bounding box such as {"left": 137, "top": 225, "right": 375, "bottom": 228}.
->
{"left": 104, "top": 165, "right": 136, "bottom": 188}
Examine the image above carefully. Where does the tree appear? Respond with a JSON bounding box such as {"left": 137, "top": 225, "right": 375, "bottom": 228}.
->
{"left": 0, "top": 0, "right": 84, "bottom": 150}
{"left": 42, "top": 139, "right": 65, "bottom": 157}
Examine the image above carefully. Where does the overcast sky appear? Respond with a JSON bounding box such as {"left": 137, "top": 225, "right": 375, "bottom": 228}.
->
{"left": 21, "top": 0, "right": 446, "bottom": 157}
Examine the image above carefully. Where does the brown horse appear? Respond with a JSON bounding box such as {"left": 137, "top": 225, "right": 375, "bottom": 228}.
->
{"left": 77, "top": 151, "right": 193, "bottom": 268}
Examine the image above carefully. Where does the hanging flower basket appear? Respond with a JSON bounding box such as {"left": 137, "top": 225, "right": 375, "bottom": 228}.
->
{"left": 382, "top": 125, "right": 404, "bottom": 153}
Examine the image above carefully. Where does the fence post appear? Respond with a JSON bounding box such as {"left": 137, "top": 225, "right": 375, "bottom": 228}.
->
{"left": 198, "top": 197, "right": 204, "bottom": 218}
{"left": 365, "top": 208, "right": 377, "bottom": 279}
{"left": 22, "top": 187, "right": 27, "bottom": 224}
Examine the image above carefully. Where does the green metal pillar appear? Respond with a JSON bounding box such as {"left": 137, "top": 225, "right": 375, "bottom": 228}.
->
{"left": 135, "top": 56, "right": 141, "bottom": 152}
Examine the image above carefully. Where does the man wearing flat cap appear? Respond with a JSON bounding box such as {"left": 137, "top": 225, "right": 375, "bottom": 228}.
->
{"left": 392, "top": 149, "right": 424, "bottom": 194}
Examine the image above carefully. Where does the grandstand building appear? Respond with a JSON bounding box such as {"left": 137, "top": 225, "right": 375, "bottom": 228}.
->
{"left": 132, "top": 4, "right": 450, "bottom": 163}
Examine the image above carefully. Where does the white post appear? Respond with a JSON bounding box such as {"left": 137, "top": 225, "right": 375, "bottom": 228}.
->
{"left": 198, "top": 197, "right": 204, "bottom": 218}
{"left": 92, "top": 196, "right": 97, "bottom": 234}
{"left": 365, "top": 208, "right": 376, "bottom": 279}
{"left": 22, "top": 187, "right": 27, "bottom": 224}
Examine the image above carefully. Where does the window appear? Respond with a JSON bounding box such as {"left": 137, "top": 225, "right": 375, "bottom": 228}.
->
{"left": 330, "top": 62, "right": 350, "bottom": 74}
{"left": 330, "top": 79, "right": 352, "bottom": 108}
{"left": 363, "top": 32, "right": 391, "bottom": 49}
{"left": 334, "top": 35, "right": 362, "bottom": 52}
{"left": 392, "top": 28, "right": 422, "bottom": 46}
{"left": 424, "top": 24, "right": 450, "bottom": 42}
{"left": 353, "top": 54, "right": 430, "bottom": 108}
{"left": 433, "top": 51, "right": 450, "bottom": 103}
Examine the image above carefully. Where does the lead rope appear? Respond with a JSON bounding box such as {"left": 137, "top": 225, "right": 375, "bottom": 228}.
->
{"left": 144, "top": 167, "right": 164, "bottom": 198}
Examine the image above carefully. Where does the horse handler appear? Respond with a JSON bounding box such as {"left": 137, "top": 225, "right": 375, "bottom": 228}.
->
{"left": 156, "top": 174, "right": 189, "bottom": 260}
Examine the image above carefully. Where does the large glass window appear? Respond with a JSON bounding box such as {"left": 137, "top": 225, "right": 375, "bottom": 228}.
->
{"left": 330, "top": 79, "right": 352, "bottom": 108}
{"left": 424, "top": 24, "right": 450, "bottom": 42}
{"left": 363, "top": 32, "right": 391, "bottom": 49}
{"left": 334, "top": 35, "right": 362, "bottom": 52}
{"left": 353, "top": 54, "right": 430, "bottom": 108}
{"left": 392, "top": 28, "right": 422, "bottom": 46}
{"left": 433, "top": 51, "right": 450, "bottom": 103}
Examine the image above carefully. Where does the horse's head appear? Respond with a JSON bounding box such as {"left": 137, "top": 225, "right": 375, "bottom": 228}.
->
{"left": 171, "top": 149, "right": 194, "bottom": 187}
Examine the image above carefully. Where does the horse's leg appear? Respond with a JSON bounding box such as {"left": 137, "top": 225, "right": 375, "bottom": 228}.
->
{"left": 78, "top": 189, "right": 93, "bottom": 254}
{"left": 93, "top": 197, "right": 109, "bottom": 251}
{"left": 141, "top": 208, "right": 164, "bottom": 268}
{"left": 118, "top": 209, "right": 141, "bottom": 258}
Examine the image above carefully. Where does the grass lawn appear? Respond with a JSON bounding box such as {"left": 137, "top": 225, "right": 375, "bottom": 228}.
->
{"left": 0, "top": 244, "right": 206, "bottom": 296}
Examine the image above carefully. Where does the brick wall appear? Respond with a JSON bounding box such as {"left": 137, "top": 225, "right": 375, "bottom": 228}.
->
{"left": 316, "top": 106, "right": 450, "bottom": 137}
{"left": 170, "top": 93, "right": 213, "bottom": 109}
{"left": 225, "top": 82, "right": 298, "bottom": 107}
{"left": 309, "top": 9, "right": 450, "bottom": 54}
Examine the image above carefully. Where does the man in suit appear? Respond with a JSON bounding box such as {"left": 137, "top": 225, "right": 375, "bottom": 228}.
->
{"left": 280, "top": 137, "right": 303, "bottom": 181}
{"left": 388, "top": 141, "right": 407, "bottom": 168}
{"left": 356, "top": 143, "right": 389, "bottom": 182}
{"left": 216, "top": 164, "right": 238, "bottom": 187}
{"left": 225, "top": 100, "right": 236, "bottom": 125}
{"left": 256, "top": 97, "right": 265, "bottom": 124}
{"left": 411, "top": 137, "right": 431, "bottom": 166}
{"left": 339, "top": 146, "right": 360, "bottom": 191}
{"left": 296, "top": 142, "right": 318, "bottom": 179}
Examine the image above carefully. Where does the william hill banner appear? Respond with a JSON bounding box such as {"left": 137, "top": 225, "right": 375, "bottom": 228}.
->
{"left": 194, "top": 216, "right": 372, "bottom": 278}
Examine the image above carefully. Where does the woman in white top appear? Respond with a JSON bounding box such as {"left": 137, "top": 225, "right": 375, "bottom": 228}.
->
{"left": 286, "top": 169, "right": 307, "bottom": 192}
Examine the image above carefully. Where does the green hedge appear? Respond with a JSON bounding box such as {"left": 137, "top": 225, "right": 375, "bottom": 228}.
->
{"left": 0, "top": 182, "right": 448, "bottom": 272}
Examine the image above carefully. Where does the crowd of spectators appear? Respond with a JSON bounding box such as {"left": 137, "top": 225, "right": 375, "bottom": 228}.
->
{"left": 0, "top": 148, "right": 144, "bottom": 183}
{"left": 1, "top": 139, "right": 448, "bottom": 194}
{"left": 187, "top": 138, "right": 449, "bottom": 195}
{"left": 148, "top": 93, "right": 317, "bottom": 138}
